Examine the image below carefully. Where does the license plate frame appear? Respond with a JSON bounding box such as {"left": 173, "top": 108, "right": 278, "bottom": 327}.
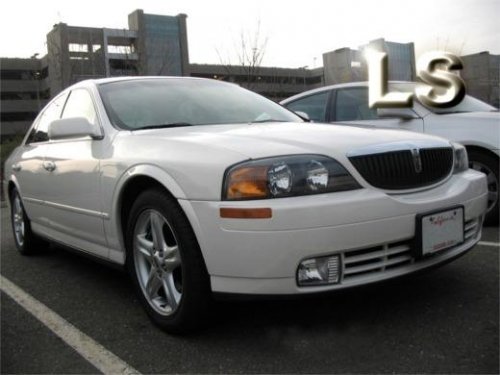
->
{"left": 415, "top": 206, "right": 464, "bottom": 257}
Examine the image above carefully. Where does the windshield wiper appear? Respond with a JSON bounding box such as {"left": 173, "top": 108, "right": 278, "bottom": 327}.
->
{"left": 134, "top": 122, "right": 193, "bottom": 130}
{"left": 249, "top": 119, "right": 289, "bottom": 124}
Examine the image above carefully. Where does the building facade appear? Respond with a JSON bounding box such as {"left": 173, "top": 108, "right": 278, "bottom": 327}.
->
{"left": 1, "top": 9, "right": 189, "bottom": 138}
{"left": 0, "top": 57, "right": 50, "bottom": 136}
{"left": 190, "top": 64, "right": 323, "bottom": 101}
{"left": 46, "top": 10, "right": 189, "bottom": 96}
{"left": 323, "top": 47, "right": 366, "bottom": 85}
{"left": 461, "top": 51, "right": 499, "bottom": 108}
{"left": 322, "top": 38, "right": 416, "bottom": 85}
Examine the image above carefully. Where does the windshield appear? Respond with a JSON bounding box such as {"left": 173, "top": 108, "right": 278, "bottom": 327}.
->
{"left": 98, "top": 78, "right": 302, "bottom": 130}
{"left": 392, "top": 82, "right": 498, "bottom": 114}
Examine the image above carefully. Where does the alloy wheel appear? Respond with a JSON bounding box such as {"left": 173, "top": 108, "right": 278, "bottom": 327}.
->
{"left": 133, "top": 209, "right": 183, "bottom": 316}
{"left": 12, "top": 194, "right": 25, "bottom": 247}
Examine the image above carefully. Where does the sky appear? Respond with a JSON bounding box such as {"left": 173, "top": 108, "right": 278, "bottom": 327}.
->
{"left": 0, "top": 0, "right": 498, "bottom": 68}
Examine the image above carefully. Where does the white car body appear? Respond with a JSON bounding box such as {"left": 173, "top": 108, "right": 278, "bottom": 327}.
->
{"left": 281, "top": 81, "right": 500, "bottom": 224}
{"left": 3, "top": 77, "right": 488, "bottom": 329}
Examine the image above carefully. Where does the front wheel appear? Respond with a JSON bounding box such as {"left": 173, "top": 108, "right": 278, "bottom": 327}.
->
{"left": 126, "top": 188, "right": 211, "bottom": 333}
{"left": 469, "top": 151, "right": 499, "bottom": 226}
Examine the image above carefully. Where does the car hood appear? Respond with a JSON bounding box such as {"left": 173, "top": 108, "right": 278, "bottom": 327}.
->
{"left": 130, "top": 122, "right": 452, "bottom": 160}
{"left": 118, "top": 122, "right": 453, "bottom": 200}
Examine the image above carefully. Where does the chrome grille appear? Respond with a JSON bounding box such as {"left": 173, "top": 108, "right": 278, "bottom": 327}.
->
{"left": 464, "top": 217, "right": 481, "bottom": 241}
{"left": 349, "top": 147, "right": 454, "bottom": 190}
{"left": 341, "top": 217, "right": 481, "bottom": 284}
{"left": 343, "top": 241, "right": 413, "bottom": 280}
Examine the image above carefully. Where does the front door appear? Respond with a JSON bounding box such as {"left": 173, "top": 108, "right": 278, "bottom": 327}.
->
{"left": 331, "top": 87, "right": 424, "bottom": 132}
{"left": 43, "top": 88, "right": 108, "bottom": 258}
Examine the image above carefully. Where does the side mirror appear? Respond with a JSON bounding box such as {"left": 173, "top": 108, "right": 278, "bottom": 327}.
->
{"left": 48, "top": 117, "right": 102, "bottom": 140}
{"left": 294, "top": 111, "right": 310, "bottom": 121}
{"left": 377, "top": 108, "right": 420, "bottom": 120}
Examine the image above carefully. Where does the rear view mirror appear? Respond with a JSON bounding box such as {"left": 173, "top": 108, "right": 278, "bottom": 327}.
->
{"left": 377, "top": 108, "right": 420, "bottom": 120}
{"left": 48, "top": 117, "right": 102, "bottom": 140}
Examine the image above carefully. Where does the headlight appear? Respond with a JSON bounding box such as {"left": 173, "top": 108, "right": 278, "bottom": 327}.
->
{"left": 268, "top": 162, "right": 293, "bottom": 195}
{"left": 223, "top": 155, "right": 361, "bottom": 200}
{"left": 453, "top": 144, "right": 469, "bottom": 174}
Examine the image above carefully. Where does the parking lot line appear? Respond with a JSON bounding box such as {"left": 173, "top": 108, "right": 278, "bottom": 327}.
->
{"left": 478, "top": 241, "right": 500, "bottom": 247}
{"left": 0, "top": 274, "right": 140, "bottom": 375}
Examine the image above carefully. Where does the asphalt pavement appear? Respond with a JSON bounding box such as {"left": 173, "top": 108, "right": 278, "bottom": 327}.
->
{"left": 1, "top": 206, "right": 498, "bottom": 374}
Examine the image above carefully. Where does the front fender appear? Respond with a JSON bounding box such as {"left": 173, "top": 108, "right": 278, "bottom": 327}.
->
{"left": 106, "top": 163, "right": 188, "bottom": 264}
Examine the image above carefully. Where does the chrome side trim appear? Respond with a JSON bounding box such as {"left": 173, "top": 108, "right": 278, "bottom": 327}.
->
{"left": 23, "top": 197, "right": 109, "bottom": 219}
{"left": 45, "top": 201, "right": 110, "bottom": 219}
{"left": 23, "top": 197, "right": 44, "bottom": 205}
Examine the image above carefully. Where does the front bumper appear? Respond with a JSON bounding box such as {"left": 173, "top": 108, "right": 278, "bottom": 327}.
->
{"left": 179, "top": 170, "right": 487, "bottom": 295}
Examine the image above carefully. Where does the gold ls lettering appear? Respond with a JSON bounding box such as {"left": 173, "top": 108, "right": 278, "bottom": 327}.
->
{"left": 367, "top": 50, "right": 466, "bottom": 109}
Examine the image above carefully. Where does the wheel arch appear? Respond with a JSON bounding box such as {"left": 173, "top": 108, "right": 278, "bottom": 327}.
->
{"left": 6, "top": 176, "right": 22, "bottom": 211}
{"left": 464, "top": 144, "right": 500, "bottom": 160}
{"left": 111, "top": 164, "right": 189, "bottom": 263}
{"left": 7, "top": 180, "right": 17, "bottom": 199}
{"left": 465, "top": 144, "right": 499, "bottom": 225}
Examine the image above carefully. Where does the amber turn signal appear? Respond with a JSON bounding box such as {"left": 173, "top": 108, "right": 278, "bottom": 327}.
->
{"left": 225, "top": 166, "right": 268, "bottom": 200}
{"left": 220, "top": 207, "right": 272, "bottom": 219}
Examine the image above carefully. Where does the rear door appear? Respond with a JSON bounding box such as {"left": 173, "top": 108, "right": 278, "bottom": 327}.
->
{"left": 13, "top": 93, "right": 68, "bottom": 227}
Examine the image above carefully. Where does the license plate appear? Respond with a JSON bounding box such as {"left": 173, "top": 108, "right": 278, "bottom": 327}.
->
{"left": 420, "top": 207, "right": 464, "bottom": 255}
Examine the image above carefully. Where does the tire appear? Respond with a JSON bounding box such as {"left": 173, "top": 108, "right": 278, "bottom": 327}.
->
{"left": 10, "top": 189, "right": 46, "bottom": 255}
{"left": 468, "top": 150, "right": 499, "bottom": 226}
{"left": 125, "top": 188, "right": 212, "bottom": 333}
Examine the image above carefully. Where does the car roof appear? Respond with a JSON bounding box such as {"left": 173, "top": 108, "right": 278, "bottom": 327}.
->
{"left": 68, "top": 76, "right": 221, "bottom": 90}
{"left": 280, "top": 81, "right": 416, "bottom": 104}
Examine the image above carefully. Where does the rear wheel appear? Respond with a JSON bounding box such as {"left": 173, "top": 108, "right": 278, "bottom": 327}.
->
{"left": 10, "top": 189, "right": 46, "bottom": 255}
{"left": 126, "top": 188, "right": 211, "bottom": 333}
{"left": 468, "top": 150, "right": 499, "bottom": 226}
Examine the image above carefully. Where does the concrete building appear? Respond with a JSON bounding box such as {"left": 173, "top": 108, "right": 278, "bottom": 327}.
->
{"left": 323, "top": 47, "right": 365, "bottom": 85}
{"left": 461, "top": 51, "right": 499, "bottom": 108}
{"left": 0, "top": 57, "right": 50, "bottom": 136}
{"left": 1, "top": 9, "right": 189, "bottom": 138}
{"left": 190, "top": 64, "right": 323, "bottom": 101}
{"left": 363, "top": 38, "right": 416, "bottom": 81}
{"left": 322, "top": 38, "right": 416, "bottom": 85}
{"left": 46, "top": 10, "right": 189, "bottom": 95}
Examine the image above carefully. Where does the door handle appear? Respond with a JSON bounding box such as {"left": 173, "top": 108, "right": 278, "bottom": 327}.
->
{"left": 12, "top": 163, "right": 21, "bottom": 172}
{"left": 43, "top": 161, "right": 56, "bottom": 172}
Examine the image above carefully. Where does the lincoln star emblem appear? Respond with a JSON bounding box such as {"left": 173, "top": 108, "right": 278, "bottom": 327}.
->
{"left": 410, "top": 148, "right": 423, "bottom": 173}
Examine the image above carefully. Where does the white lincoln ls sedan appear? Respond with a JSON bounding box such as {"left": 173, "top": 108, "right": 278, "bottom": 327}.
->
{"left": 4, "top": 77, "right": 488, "bottom": 332}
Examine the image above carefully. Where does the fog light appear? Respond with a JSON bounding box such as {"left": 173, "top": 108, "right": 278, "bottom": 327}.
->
{"left": 297, "top": 255, "right": 341, "bottom": 286}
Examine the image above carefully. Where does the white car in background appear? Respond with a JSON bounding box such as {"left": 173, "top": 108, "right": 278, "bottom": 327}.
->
{"left": 281, "top": 82, "right": 499, "bottom": 225}
{"left": 4, "top": 77, "right": 487, "bottom": 333}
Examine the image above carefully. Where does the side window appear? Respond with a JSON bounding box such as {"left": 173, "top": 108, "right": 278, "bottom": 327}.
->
{"left": 334, "top": 88, "right": 378, "bottom": 122}
{"left": 26, "top": 93, "right": 68, "bottom": 144}
{"left": 286, "top": 91, "right": 329, "bottom": 122}
{"left": 61, "top": 89, "right": 98, "bottom": 126}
